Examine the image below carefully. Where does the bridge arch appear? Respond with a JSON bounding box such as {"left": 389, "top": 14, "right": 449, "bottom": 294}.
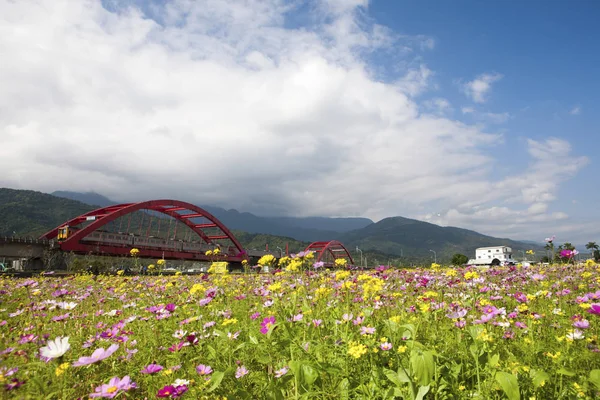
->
{"left": 304, "top": 240, "right": 355, "bottom": 265}
{"left": 40, "top": 200, "right": 246, "bottom": 260}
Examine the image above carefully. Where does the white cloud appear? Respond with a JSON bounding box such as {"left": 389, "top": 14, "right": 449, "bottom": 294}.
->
{"left": 0, "top": 0, "right": 590, "bottom": 242}
{"left": 570, "top": 105, "right": 581, "bottom": 115}
{"left": 419, "top": 137, "right": 589, "bottom": 240}
{"left": 461, "top": 72, "right": 503, "bottom": 103}
{"left": 422, "top": 98, "right": 453, "bottom": 115}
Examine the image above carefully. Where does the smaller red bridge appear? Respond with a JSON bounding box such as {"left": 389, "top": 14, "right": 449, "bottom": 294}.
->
{"left": 303, "top": 240, "right": 355, "bottom": 266}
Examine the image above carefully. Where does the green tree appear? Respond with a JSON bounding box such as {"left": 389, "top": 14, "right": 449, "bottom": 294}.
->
{"left": 586, "top": 242, "right": 599, "bottom": 258}
{"left": 451, "top": 253, "right": 469, "bottom": 266}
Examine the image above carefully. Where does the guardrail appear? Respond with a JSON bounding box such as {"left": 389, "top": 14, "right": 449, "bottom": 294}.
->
{"left": 0, "top": 237, "right": 52, "bottom": 245}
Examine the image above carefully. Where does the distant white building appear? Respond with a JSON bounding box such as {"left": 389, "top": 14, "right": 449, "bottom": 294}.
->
{"left": 468, "top": 246, "right": 517, "bottom": 266}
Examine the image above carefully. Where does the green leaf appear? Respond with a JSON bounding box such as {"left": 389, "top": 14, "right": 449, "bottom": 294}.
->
{"left": 249, "top": 334, "right": 258, "bottom": 345}
{"left": 589, "top": 370, "right": 600, "bottom": 390}
{"left": 288, "top": 360, "right": 301, "bottom": 377}
{"left": 338, "top": 378, "right": 350, "bottom": 400}
{"left": 556, "top": 368, "right": 575, "bottom": 377}
{"left": 410, "top": 350, "right": 435, "bottom": 387}
{"left": 451, "top": 363, "right": 462, "bottom": 379}
{"left": 469, "top": 344, "right": 480, "bottom": 359}
{"left": 415, "top": 385, "right": 431, "bottom": 400}
{"left": 529, "top": 369, "right": 550, "bottom": 388}
{"left": 206, "top": 371, "right": 225, "bottom": 393}
{"left": 495, "top": 371, "right": 520, "bottom": 400}
{"left": 383, "top": 367, "right": 411, "bottom": 387}
{"left": 255, "top": 353, "right": 271, "bottom": 364}
{"left": 488, "top": 353, "right": 500, "bottom": 368}
{"left": 400, "top": 324, "right": 416, "bottom": 339}
{"left": 301, "top": 364, "right": 319, "bottom": 386}
{"left": 206, "top": 345, "right": 217, "bottom": 359}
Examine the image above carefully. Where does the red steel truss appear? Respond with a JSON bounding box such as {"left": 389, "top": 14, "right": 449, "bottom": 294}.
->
{"left": 40, "top": 200, "right": 247, "bottom": 262}
{"left": 304, "top": 240, "right": 355, "bottom": 265}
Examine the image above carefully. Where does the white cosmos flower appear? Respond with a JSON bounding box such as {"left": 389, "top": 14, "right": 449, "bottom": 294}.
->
{"left": 57, "top": 302, "right": 77, "bottom": 310}
{"left": 40, "top": 336, "right": 70, "bottom": 359}
{"left": 173, "top": 379, "right": 190, "bottom": 387}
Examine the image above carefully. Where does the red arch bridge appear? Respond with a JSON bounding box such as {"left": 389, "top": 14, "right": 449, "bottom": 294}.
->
{"left": 39, "top": 199, "right": 355, "bottom": 267}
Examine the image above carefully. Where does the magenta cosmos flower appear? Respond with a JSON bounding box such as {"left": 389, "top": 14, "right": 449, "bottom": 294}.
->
{"left": 141, "top": 364, "right": 163, "bottom": 374}
{"left": 90, "top": 376, "right": 137, "bottom": 398}
{"left": 72, "top": 344, "right": 119, "bottom": 366}
{"left": 260, "top": 316, "right": 276, "bottom": 334}
{"left": 587, "top": 304, "right": 600, "bottom": 315}
{"left": 157, "top": 385, "right": 188, "bottom": 398}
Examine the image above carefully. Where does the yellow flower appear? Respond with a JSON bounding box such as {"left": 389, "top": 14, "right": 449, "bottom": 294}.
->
{"left": 222, "top": 318, "right": 238, "bottom": 326}
{"left": 335, "top": 271, "right": 351, "bottom": 281}
{"left": 129, "top": 248, "right": 139, "bottom": 256}
{"left": 258, "top": 254, "right": 276, "bottom": 267}
{"left": 464, "top": 271, "right": 479, "bottom": 280}
{"left": 518, "top": 304, "right": 528, "bottom": 312}
{"left": 335, "top": 258, "right": 348, "bottom": 267}
{"left": 157, "top": 259, "right": 166, "bottom": 266}
{"left": 397, "top": 345, "right": 407, "bottom": 354}
{"left": 348, "top": 341, "right": 368, "bottom": 359}
{"left": 315, "top": 286, "right": 333, "bottom": 300}
{"left": 55, "top": 362, "right": 69, "bottom": 377}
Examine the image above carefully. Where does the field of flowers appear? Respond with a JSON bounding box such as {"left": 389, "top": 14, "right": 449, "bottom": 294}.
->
{"left": 1, "top": 252, "right": 600, "bottom": 399}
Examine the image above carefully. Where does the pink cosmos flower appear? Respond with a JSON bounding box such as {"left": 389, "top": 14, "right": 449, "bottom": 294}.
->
{"left": 573, "top": 319, "right": 590, "bottom": 329}
{"left": 235, "top": 365, "right": 249, "bottom": 379}
{"left": 250, "top": 312, "right": 261, "bottom": 320}
{"left": 380, "top": 342, "right": 393, "bottom": 351}
{"left": 5, "top": 379, "right": 24, "bottom": 391}
{"left": 274, "top": 366, "right": 289, "bottom": 378}
{"left": 141, "top": 364, "right": 163, "bottom": 374}
{"left": 72, "top": 344, "right": 119, "bottom": 366}
{"left": 196, "top": 364, "right": 213, "bottom": 376}
{"left": 89, "top": 376, "right": 137, "bottom": 398}
{"left": 260, "top": 316, "right": 276, "bottom": 334}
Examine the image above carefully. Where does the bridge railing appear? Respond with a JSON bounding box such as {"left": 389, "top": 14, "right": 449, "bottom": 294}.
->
{"left": 1, "top": 236, "right": 51, "bottom": 244}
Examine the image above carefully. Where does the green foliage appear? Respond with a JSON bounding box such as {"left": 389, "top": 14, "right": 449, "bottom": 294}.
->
{"left": 1, "top": 261, "right": 600, "bottom": 398}
{"left": 495, "top": 371, "right": 520, "bottom": 400}
{"left": 0, "top": 188, "right": 95, "bottom": 237}
{"left": 451, "top": 253, "right": 469, "bottom": 265}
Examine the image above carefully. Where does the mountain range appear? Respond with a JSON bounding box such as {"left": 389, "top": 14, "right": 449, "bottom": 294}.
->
{"left": 0, "top": 188, "right": 546, "bottom": 263}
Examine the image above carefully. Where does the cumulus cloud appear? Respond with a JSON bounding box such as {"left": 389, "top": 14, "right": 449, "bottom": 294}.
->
{"left": 0, "top": 0, "right": 589, "bottom": 241}
{"left": 461, "top": 72, "right": 503, "bottom": 103}
{"left": 420, "top": 137, "right": 589, "bottom": 240}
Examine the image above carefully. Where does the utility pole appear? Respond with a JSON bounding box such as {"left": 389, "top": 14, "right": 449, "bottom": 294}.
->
{"left": 429, "top": 249, "right": 437, "bottom": 264}
{"left": 356, "top": 246, "right": 363, "bottom": 267}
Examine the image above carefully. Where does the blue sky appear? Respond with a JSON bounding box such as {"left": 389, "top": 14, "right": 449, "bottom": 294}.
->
{"left": 370, "top": 0, "right": 600, "bottom": 231}
{"left": 1, "top": 0, "right": 598, "bottom": 244}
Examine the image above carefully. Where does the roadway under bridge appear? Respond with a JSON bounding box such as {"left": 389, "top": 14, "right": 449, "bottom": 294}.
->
{"left": 1, "top": 199, "right": 355, "bottom": 271}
